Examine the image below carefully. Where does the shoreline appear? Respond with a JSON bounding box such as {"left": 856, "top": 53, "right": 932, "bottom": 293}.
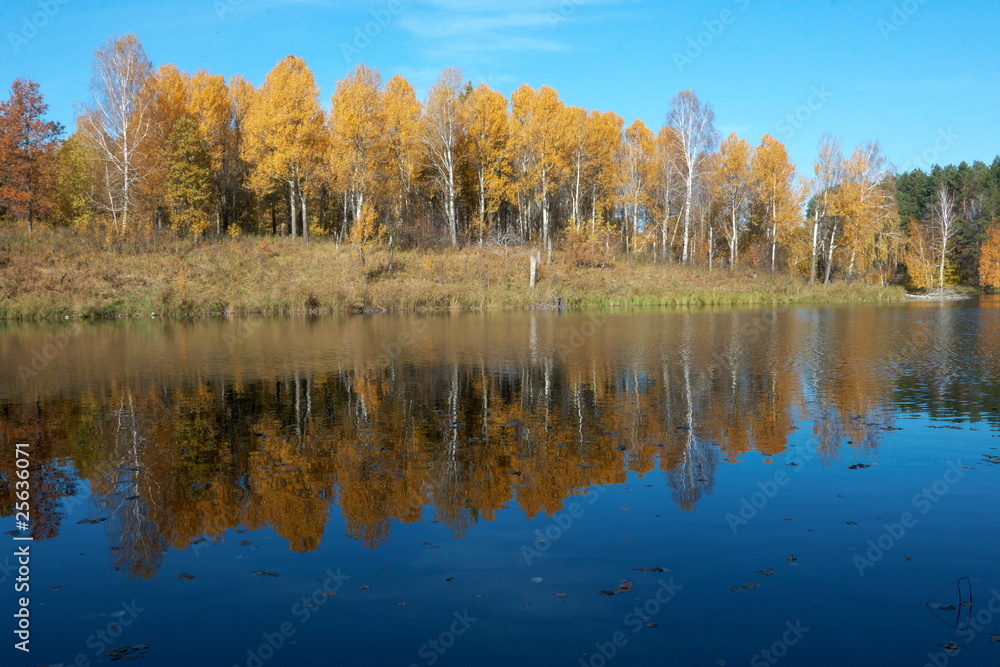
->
{"left": 1, "top": 230, "right": 908, "bottom": 322}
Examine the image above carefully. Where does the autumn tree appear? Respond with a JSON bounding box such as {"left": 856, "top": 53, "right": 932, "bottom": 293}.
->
{"left": 830, "top": 142, "right": 897, "bottom": 281}
{"left": 930, "top": 182, "right": 959, "bottom": 289}
{"left": 0, "top": 78, "right": 63, "bottom": 230}
{"left": 619, "top": 120, "right": 655, "bottom": 253}
{"left": 582, "top": 110, "right": 623, "bottom": 231}
{"left": 80, "top": 34, "right": 154, "bottom": 236}
{"left": 241, "top": 55, "right": 326, "bottom": 242}
{"left": 979, "top": 220, "right": 1000, "bottom": 289}
{"left": 382, "top": 75, "right": 422, "bottom": 236}
{"left": 752, "top": 135, "right": 799, "bottom": 270}
{"left": 421, "top": 68, "right": 464, "bottom": 246}
{"left": 902, "top": 218, "right": 937, "bottom": 289}
{"left": 164, "top": 116, "right": 211, "bottom": 236}
{"left": 187, "top": 69, "right": 240, "bottom": 234}
{"left": 329, "top": 64, "right": 388, "bottom": 243}
{"left": 714, "top": 133, "right": 754, "bottom": 268}
{"left": 510, "top": 84, "right": 568, "bottom": 248}
{"left": 809, "top": 134, "right": 844, "bottom": 283}
{"left": 52, "top": 132, "right": 95, "bottom": 226}
{"left": 667, "top": 90, "right": 718, "bottom": 264}
{"left": 652, "top": 125, "right": 683, "bottom": 260}
{"left": 460, "top": 83, "right": 509, "bottom": 243}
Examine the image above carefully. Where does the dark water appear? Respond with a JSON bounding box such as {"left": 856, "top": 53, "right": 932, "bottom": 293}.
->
{"left": 1, "top": 299, "right": 999, "bottom": 666}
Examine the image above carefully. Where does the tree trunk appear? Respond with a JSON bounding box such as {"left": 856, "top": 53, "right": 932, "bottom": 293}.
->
{"left": 824, "top": 227, "right": 837, "bottom": 284}
{"left": 289, "top": 180, "right": 297, "bottom": 239}
{"left": 682, "top": 173, "right": 693, "bottom": 264}
{"left": 809, "top": 209, "right": 820, "bottom": 284}
{"left": 300, "top": 182, "right": 308, "bottom": 244}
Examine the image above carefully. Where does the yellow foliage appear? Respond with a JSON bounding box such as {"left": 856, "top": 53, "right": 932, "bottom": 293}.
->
{"left": 979, "top": 221, "right": 1000, "bottom": 289}
{"left": 349, "top": 203, "right": 382, "bottom": 245}
{"left": 562, "top": 216, "right": 620, "bottom": 268}
{"left": 902, "top": 219, "right": 937, "bottom": 289}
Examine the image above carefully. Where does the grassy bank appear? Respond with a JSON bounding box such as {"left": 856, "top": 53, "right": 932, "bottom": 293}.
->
{"left": 0, "top": 228, "right": 905, "bottom": 320}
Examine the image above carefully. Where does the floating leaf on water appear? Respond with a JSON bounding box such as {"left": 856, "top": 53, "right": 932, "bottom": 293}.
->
{"left": 105, "top": 644, "right": 150, "bottom": 662}
{"left": 742, "top": 583, "right": 760, "bottom": 589}
{"left": 730, "top": 587, "right": 742, "bottom": 592}
{"left": 787, "top": 555, "right": 798, "bottom": 563}
{"left": 252, "top": 571, "right": 280, "bottom": 578}
{"left": 240, "top": 541, "right": 252, "bottom": 546}
{"left": 904, "top": 555, "right": 912, "bottom": 561}
{"left": 530, "top": 577, "right": 543, "bottom": 583}
{"left": 937, "top": 604, "right": 956, "bottom": 611}
{"left": 942, "top": 642, "right": 960, "bottom": 654}
{"left": 555, "top": 592, "right": 567, "bottom": 598}
{"left": 320, "top": 592, "right": 336, "bottom": 598}
{"left": 646, "top": 622, "right": 658, "bottom": 628}
{"left": 395, "top": 602, "right": 406, "bottom": 606}
{"left": 176, "top": 573, "right": 195, "bottom": 580}
{"left": 633, "top": 567, "right": 665, "bottom": 573}
{"left": 844, "top": 521, "right": 858, "bottom": 525}
{"left": 445, "top": 577, "right": 454, "bottom": 582}
{"left": 599, "top": 579, "right": 633, "bottom": 595}
{"left": 755, "top": 569, "right": 775, "bottom": 576}
{"left": 359, "top": 584, "right": 370, "bottom": 590}
{"left": 989, "top": 634, "right": 1000, "bottom": 642}
{"left": 847, "top": 463, "right": 872, "bottom": 470}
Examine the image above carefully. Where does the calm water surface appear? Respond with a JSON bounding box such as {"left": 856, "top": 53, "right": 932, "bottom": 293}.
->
{"left": 1, "top": 299, "right": 999, "bottom": 666}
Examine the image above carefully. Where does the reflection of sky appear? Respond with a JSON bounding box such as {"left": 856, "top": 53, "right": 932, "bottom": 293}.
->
{"left": 26, "top": 410, "right": 1000, "bottom": 666}
{"left": 4, "top": 302, "right": 1000, "bottom": 665}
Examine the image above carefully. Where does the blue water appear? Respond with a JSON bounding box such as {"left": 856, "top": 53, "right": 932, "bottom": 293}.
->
{"left": 1, "top": 300, "right": 999, "bottom": 666}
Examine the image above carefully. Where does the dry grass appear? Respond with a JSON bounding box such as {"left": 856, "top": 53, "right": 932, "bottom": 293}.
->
{"left": 0, "top": 228, "right": 904, "bottom": 320}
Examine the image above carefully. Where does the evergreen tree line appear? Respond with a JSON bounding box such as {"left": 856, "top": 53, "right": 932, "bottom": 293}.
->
{"left": 1, "top": 34, "right": 999, "bottom": 288}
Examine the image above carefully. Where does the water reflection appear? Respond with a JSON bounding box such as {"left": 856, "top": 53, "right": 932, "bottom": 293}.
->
{"left": 1, "top": 300, "right": 997, "bottom": 578}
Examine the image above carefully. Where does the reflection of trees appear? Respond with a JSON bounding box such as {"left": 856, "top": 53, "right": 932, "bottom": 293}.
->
{"left": 0, "top": 305, "right": 997, "bottom": 578}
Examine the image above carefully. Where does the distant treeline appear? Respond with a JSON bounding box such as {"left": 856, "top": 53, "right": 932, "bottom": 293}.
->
{"left": 0, "top": 33, "right": 998, "bottom": 289}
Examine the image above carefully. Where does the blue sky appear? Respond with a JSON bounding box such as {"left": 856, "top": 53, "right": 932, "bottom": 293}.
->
{"left": 1, "top": 0, "right": 997, "bottom": 176}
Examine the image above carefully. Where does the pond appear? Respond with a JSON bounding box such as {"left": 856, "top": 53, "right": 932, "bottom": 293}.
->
{"left": 1, "top": 298, "right": 999, "bottom": 666}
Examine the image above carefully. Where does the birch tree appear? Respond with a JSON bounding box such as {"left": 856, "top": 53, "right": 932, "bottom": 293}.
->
{"left": 421, "top": 68, "right": 464, "bottom": 246}
{"left": 931, "top": 182, "right": 959, "bottom": 289}
{"left": 667, "top": 90, "right": 718, "bottom": 264}
{"left": 80, "top": 34, "right": 153, "bottom": 235}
